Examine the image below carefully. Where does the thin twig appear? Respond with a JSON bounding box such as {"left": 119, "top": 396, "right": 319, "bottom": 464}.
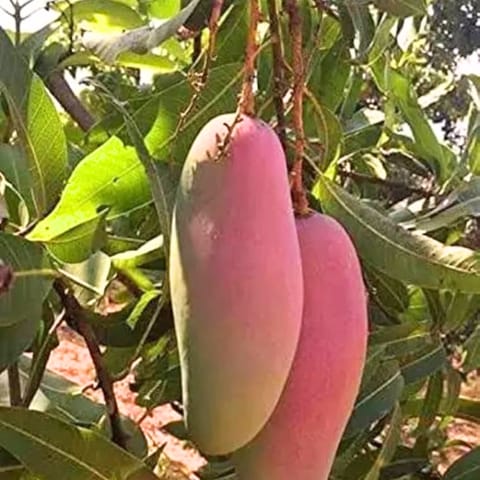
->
{"left": 7, "top": 363, "right": 22, "bottom": 406}
{"left": 22, "top": 310, "right": 66, "bottom": 407}
{"left": 54, "top": 280, "right": 127, "bottom": 449}
{"left": 175, "top": 0, "right": 224, "bottom": 136}
{"left": 43, "top": 71, "right": 95, "bottom": 132}
{"left": 266, "top": 0, "right": 288, "bottom": 151}
{"left": 284, "top": 0, "right": 309, "bottom": 215}
{"left": 238, "top": 0, "right": 260, "bottom": 116}
{"left": 192, "top": 34, "right": 202, "bottom": 64}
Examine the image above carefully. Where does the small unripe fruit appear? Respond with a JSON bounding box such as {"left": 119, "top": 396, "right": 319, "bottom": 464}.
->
{"left": 234, "top": 213, "right": 368, "bottom": 480}
{"left": 169, "top": 113, "right": 303, "bottom": 455}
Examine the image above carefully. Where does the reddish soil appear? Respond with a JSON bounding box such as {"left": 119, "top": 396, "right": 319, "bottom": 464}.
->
{"left": 47, "top": 326, "right": 480, "bottom": 478}
{"left": 46, "top": 326, "right": 205, "bottom": 479}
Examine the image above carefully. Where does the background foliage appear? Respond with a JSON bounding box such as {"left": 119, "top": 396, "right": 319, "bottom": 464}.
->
{"left": 0, "top": 0, "right": 480, "bottom": 478}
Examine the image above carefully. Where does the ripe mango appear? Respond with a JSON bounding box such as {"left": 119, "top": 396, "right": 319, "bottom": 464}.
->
{"left": 169, "top": 113, "right": 303, "bottom": 455}
{"left": 234, "top": 213, "right": 368, "bottom": 479}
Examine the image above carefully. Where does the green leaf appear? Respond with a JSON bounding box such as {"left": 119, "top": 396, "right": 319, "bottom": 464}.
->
{"left": 215, "top": 2, "right": 248, "bottom": 66}
{"left": 0, "top": 408, "right": 158, "bottom": 480}
{"left": 467, "top": 109, "right": 480, "bottom": 175}
{"left": 146, "top": 0, "right": 180, "bottom": 19}
{"left": 28, "top": 137, "right": 151, "bottom": 245}
{"left": 0, "top": 357, "right": 148, "bottom": 458}
{"left": 367, "top": 16, "right": 397, "bottom": 66}
{"left": 314, "top": 176, "right": 480, "bottom": 293}
{"left": 0, "top": 234, "right": 51, "bottom": 327}
{"left": 115, "top": 52, "right": 178, "bottom": 72}
{"left": 0, "top": 32, "right": 67, "bottom": 216}
{"left": 364, "top": 404, "right": 403, "bottom": 480}
{"left": 112, "top": 235, "right": 164, "bottom": 271}
{"left": 0, "top": 315, "right": 40, "bottom": 374}
{"left": 0, "top": 29, "right": 31, "bottom": 114}
{"left": 370, "top": 321, "right": 431, "bottom": 357}
{"left": 444, "top": 446, "right": 480, "bottom": 480}
{"left": 343, "top": 108, "right": 384, "bottom": 155}
{"left": 0, "top": 145, "right": 34, "bottom": 214}
{"left": 304, "top": 96, "right": 343, "bottom": 170}
{"left": 365, "top": 266, "right": 409, "bottom": 318}
{"left": 61, "top": 251, "right": 112, "bottom": 305}
{"left": 59, "top": 0, "right": 144, "bottom": 32}
{"left": 346, "top": 1, "right": 375, "bottom": 57}
{"left": 42, "top": 210, "right": 108, "bottom": 264}
{"left": 415, "top": 372, "right": 443, "bottom": 437}
{"left": 373, "top": 0, "right": 427, "bottom": 18}
{"left": 399, "top": 343, "right": 446, "bottom": 385}
{"left": 345, "top": 360, "right": 404, "bottom": 438}
{"left": 108, "top": 99, "right": 171, "bottom": 269}
{"left": 311, "top": 40, "right": 351, "bottom": 112}
{"left": 127, "top": 290, "right": 161, "bottom": 329}
{"left": 409, "top": 177, "right": 480, "bottom": 233}
{"left": 386, "top": 68, "right": 445, "bottom": 179}
{"left": 26, "top": 76, "right": 68, "bottom": 213}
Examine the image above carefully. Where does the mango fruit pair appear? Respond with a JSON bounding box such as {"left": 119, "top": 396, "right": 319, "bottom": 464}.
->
{"left": 169, "top": 113, "right": 368, "bottom": 479}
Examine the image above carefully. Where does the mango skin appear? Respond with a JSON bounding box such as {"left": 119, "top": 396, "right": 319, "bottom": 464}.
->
{"left": 169, "top": 113, "right": 303, "bottom": 455}
{"left": 234, "top": 213, "right": 368, "bottom": 480}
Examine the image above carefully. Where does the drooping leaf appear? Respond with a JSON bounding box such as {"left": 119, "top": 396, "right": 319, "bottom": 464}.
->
{"left": 386, "top": 68, "right": 446, "bottom": 179}
{"left": 314, "top": 176, "right": 480, "bottom": 293}
{"left": 0, "top": 408, "right": 158, "bottom": 480}
{"left": 346, "top": 1, "right": 375, "bottom": 57}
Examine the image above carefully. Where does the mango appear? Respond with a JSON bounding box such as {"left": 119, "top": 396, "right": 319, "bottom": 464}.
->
{"left": 169, "top": 113, "right": 303, "bottom": 455}
{"left": 234, "top": 213, "right": 368, "bottom": 479}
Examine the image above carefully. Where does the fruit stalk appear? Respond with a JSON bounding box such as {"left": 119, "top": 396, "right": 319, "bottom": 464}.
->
{"left": 284, "top": 0, "right": 309, "bottom": 215}
{"left": 239, "top": 0, "right": 260, "bottom": 116}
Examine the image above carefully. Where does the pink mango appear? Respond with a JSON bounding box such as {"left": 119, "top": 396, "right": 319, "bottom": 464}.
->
{"left": 169, "top": 113, "right": 303, "bottom": 455}
{"left": 234, "top": 213, "right": 368, "bottom": 479}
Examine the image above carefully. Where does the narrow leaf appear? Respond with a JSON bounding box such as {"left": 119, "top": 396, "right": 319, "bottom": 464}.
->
{"left": 0, "top": 408, "right": 157, "bottom": 480}
{"left": 314, "top": 176, "right": 480, "bottom": 293}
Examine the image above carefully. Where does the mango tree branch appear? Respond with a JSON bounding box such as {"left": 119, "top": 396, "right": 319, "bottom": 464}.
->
{"left": 284, "top": 0, "right": 309, "bottom": 215}
{"left": 43, "top": 71, "right": 95, "bottom": 132}
{"left": 54, "top": 280, "right": 127, "bottom": 449}
{"left": 239, "top": 0, "right": 260, "bottom": 116}
{"left": 267, "top": 0, "right": 288, "bottom": 151}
